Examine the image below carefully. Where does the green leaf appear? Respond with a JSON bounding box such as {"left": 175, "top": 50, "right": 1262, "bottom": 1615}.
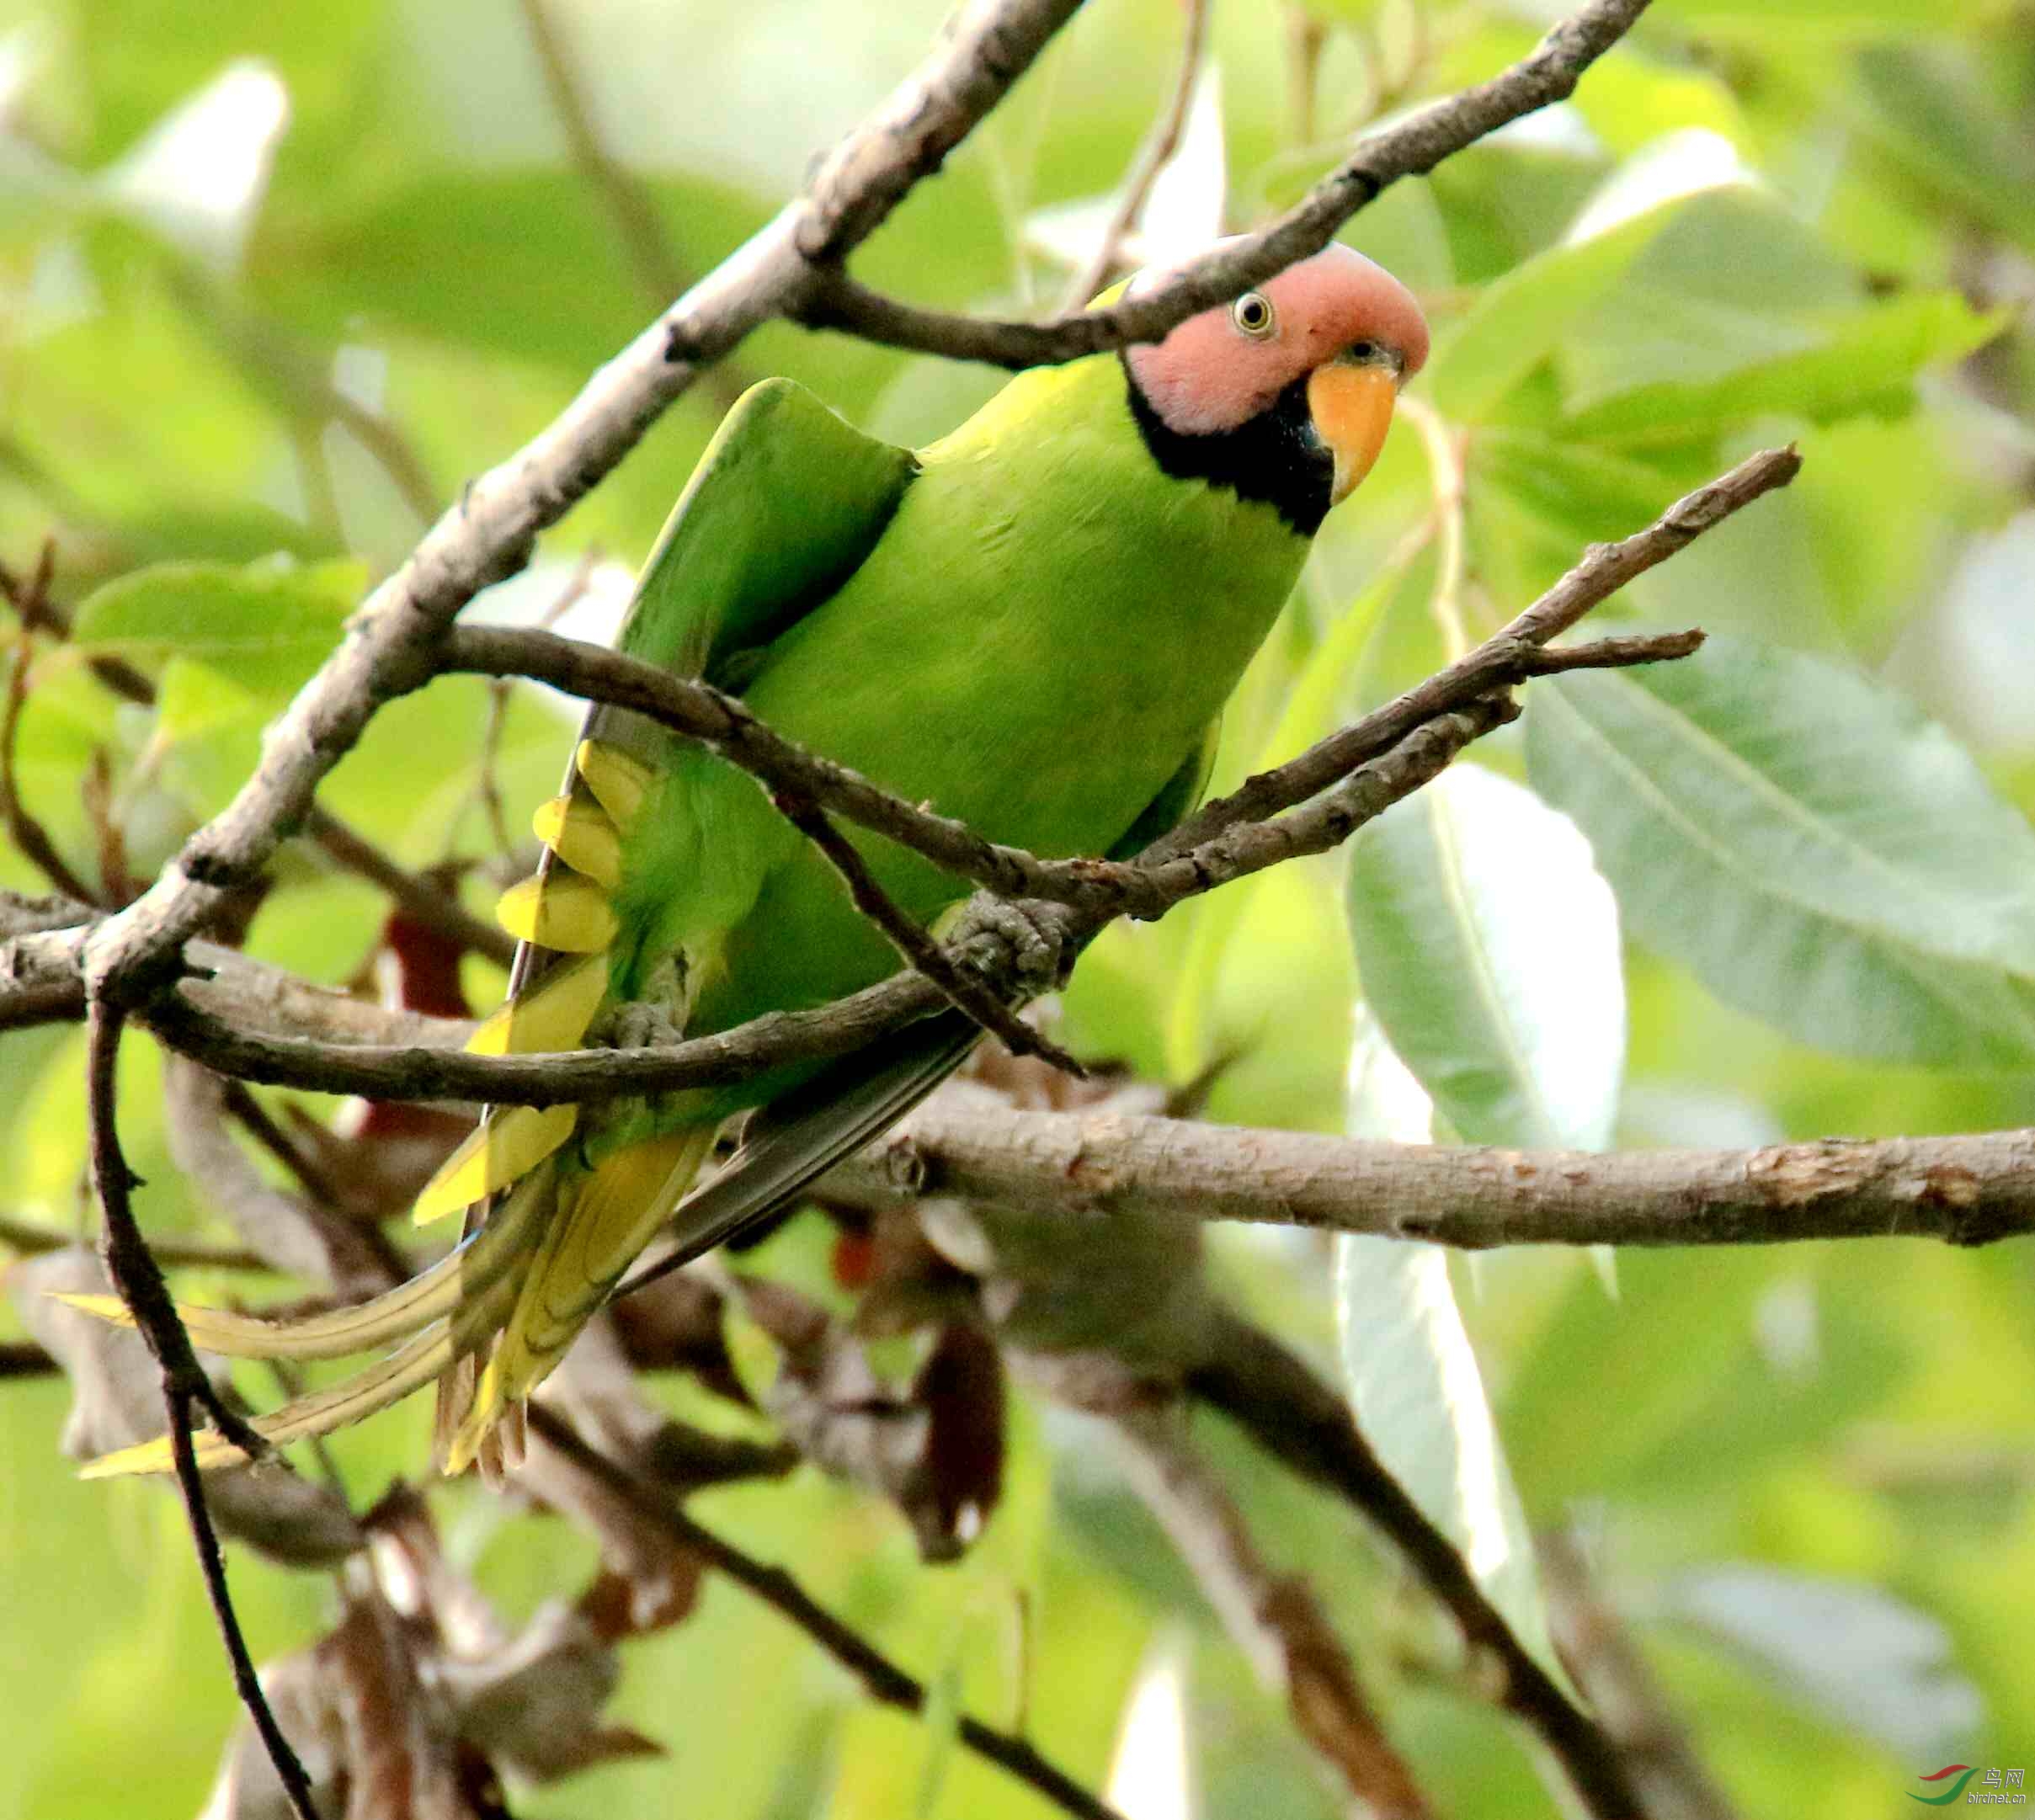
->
{"left": 148, "top": 655, "right": 267, "bottom": 816}
{"left": 1337, "top": 1019, "right": 1571, "bottom": 1696}
{"left": 1526, "top": 636, "right": 2035, "bottom": 1066}
{"left": 1425, "top": 205, "right": 1681, "bottom": 424}
{"left": 1346, "top": 763, "right": 1625, "bottom": 1149}
{"left": 1561, "top": 290, "right": 2003, "bottom": 441}
{"left": 70, "top": 556, "right": 363, "bottom": 697}
{"left": 1855, "top": 45, "right": 2035, "bottom": 256}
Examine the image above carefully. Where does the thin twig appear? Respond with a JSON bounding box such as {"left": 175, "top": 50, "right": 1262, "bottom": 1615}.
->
{"left": 800, "top": 0, "right": 1652, "bottom": 366}
{"left": 83, "top": 1001, "right": 317, "bottom": 1820}
{"left": 162, "top": 265, "right": 444, "bottom": 527}
{"left": 0, "top": 561, "right": 511, "bottom": 967}
{"left": 517, "top": 0, "right": 689, "bottom": 303}
{"left": 1284, "top": 4, "right": 1326, "bottom": 146}
{"left": 1059, "top": 0, "right": 1212, "bottom": 310}
{"left": 1150, "top": 446, "right": 1798, "bottom": 860}
{"left": 1541, "top": 1531, "right": 1743, "bottom": 1820}
{"left": 0, "top": 1339, "right": 58, "bottom": 1378}
{"left": 1, "top": 626, "right": 99, "bottom": 905}
{"left": 457, "top": 546, "right": 600, "bottom": 873}
{"left": 775, "top": 791, "right": 1084, "bottom": 1074}
{"left": 0, "top": 1211, "right": 269, "bottom": 1271}
{"left": 1398, "top": 396, "right": 1470, "bottom": 658}
{"left": 1100, "top": 1398, "right": 1431, "bottom": 1817}
{"left": 301, "top": 807, "right": 517, "bottom": 968}
{"left": 441, "top": 445, "right": 1793, "bottom": 925}
{"left": 525, "top": 1404, "right": 1126, "bottom": 1820}
{"left": 1181, "top": 1310, "right": 1644, "bottom": 1817}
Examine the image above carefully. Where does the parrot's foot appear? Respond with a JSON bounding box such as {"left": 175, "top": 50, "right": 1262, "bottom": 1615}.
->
{"left": 589, "top": 954, "right": 690, "bottom": 1051}
{"left": 956, "top": 896, "right": 1074, "bottom": 994}
{"left": 601, "top": 998, "right": 686, "bottom": 1050}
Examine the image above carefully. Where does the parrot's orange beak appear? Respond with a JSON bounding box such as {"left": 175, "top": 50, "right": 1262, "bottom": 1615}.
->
{"left": 1308, "top": 359, "right": 1400, "bottom": 509}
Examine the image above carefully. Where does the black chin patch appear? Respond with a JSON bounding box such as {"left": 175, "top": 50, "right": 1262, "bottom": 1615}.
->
{"left": 1122, "top": 361, "right": 1333, "bottom": 538}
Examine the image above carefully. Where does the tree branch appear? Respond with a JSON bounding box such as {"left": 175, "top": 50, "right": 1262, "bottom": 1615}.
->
{"left": 77, "top": 0, "right": 1089, "bottom": 1011}
{"left": 771, "top": 790, "right": 1086, "bottom": 1073}
{"left": 300, "top": 810, "right": 518, "bottom": 969}
{"left": 828, "top": 1104, "right": 2035, "bottom": 1251}
{"left": 439, "top": 445, "right": 1788, "bottom": 930}
{"left": 126, "top": 701, "right": 1508, "bottom": 1106}
{"left": 1540, "top": 1531, "right": 1743, "bottom": 1820}
{"left": 1057, "top": 0, "right": 1212, "bottom": 311}
{"left": 3, "top": 561, "right": 514, "bottom": 969}
{"left": 513, "top": 0, "right": 754, "bottom": 416}
{"left": 1179, "top": 1308, "right": 1643, "bottom": 1817}
{"left": 1100, "top": 1398, "right": 1432, "bottom": 1817}
{"left": 801, "top": 0, "right": 1652, "bottom": 366}
{"left": 83, "top": 1001, "right": 316, "bottom": 1820}
{"left": 1152, "top": 445, "right": 1797, "bottom": 859}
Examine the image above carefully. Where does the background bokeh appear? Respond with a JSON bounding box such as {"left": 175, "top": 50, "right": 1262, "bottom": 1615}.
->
{"left": 2, "top": 0, "right": 2032, "bottom": 1815}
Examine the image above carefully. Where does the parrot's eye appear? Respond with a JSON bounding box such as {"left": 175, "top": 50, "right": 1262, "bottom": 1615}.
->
{"left": 1230, "top": 292, "right": 1276, "bottom": 339}
{"left": 1349, "top": 340, "right": 1378, "bottom": 362}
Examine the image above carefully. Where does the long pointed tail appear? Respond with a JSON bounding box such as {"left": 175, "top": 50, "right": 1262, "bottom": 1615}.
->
{"left": 444, "top": 1125, "right": 716, "bottom": 1472}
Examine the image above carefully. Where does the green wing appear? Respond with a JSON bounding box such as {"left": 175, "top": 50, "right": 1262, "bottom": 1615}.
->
{"left": 620, "top": 376, "right": 919, "bottom": 689}
{"left": 504, "top": 378, "right": 915, "bottom": 984}
{"left": 644, "top": 718, "right": 1231, "bottom": 1274}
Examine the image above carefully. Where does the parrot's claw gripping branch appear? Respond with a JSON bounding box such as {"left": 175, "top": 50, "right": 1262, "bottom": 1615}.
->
{"left": 769, "top": 790, "right": 1087, "bottom": 1075}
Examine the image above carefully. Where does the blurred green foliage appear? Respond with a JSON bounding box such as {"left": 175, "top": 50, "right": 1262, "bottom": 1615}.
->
{"left": 2, "top": 0, "right": 2032, "bottom": 1816}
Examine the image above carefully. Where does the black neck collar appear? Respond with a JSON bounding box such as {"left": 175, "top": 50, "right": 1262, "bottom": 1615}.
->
{"left": 1121, "top": 359, "right": 1332, "bottom": 537}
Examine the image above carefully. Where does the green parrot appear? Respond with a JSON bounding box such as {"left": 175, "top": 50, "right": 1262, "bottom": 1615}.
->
{"left": 75, "top": 241, "right": 1427, "bottom": 1478}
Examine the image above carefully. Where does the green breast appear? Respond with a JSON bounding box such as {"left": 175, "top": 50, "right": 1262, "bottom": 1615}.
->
{"left": 636, "top": 354, "right": 1309, "bottom": 1043}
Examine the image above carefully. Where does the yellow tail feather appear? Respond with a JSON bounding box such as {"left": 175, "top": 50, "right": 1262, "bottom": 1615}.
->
{"left": 496, "top": 870, "right": 617, "bottom": 953}
{"left": 413, "top": 1102, "right": 577, "bottom": 1226}
{"left": 574, "top": 738, "right": 653, "bottom": 828}
{"left": 78, "top": 1322, "right": 460, "bottom": 1477}
{"left": 54, "top": 1163, "right": 558, "bottom": 1363}
{"left": 445, "top": 1126, "right": 714, "bottom": 1473}
{"left": 532, "top": 794, "right": 622, "bottom": 888}
{"left": 465, "top": 954, "right": 608, "bottom": 1056}
{"left": 75, "top": 1185, "right": 547, "bottom": 1479}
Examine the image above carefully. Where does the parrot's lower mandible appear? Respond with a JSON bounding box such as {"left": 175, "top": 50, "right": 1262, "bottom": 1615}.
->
{"left": 72, "top": 240, "right": 1428, "bottom": 1479}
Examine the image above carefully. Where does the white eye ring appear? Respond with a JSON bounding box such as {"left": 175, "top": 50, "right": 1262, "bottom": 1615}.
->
{"left": 1230, "top": 291, "right": 1276, "bottom": 339}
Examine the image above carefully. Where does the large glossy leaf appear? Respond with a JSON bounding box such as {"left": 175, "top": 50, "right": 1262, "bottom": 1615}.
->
{"left": 1526, "top": 635, "right": 2035, "bottom": 1065}
{"left": 1337, "top": 1016, "right": 1569, "bottom": 1692}
{"left": 1346, "top": 762, "right": 1624, "bottom": 1150}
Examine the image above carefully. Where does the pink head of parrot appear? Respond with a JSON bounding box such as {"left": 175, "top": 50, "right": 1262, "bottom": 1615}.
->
{"left": 1117, "top": 241, "right": 1425, "bottom": 526}
{"left": 1121, "top": 241, "right": 1428, "bottom": 441}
